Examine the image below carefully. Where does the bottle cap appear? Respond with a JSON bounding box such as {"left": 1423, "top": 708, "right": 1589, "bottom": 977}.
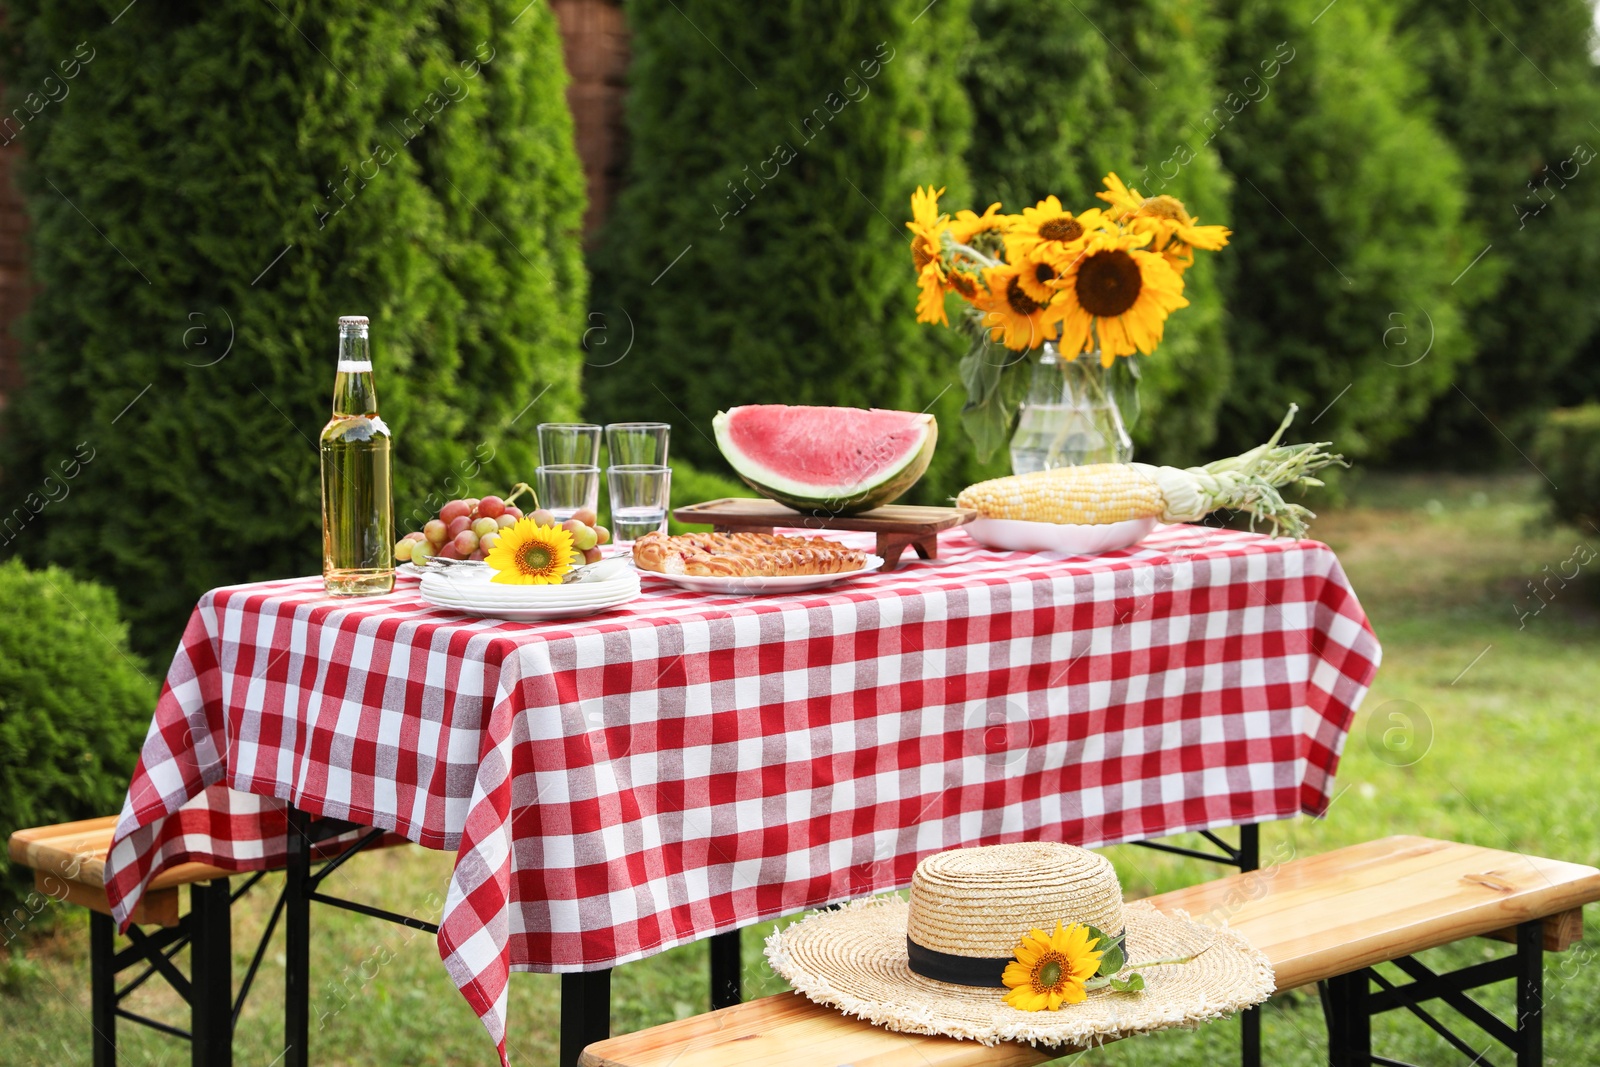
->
{"left": 338, "top": 315, "right": 370, "bottom": 326}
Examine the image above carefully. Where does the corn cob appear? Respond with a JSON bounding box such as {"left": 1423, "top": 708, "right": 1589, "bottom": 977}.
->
{"left": 956, "top": 406, "right": 1345, "bottom": 537}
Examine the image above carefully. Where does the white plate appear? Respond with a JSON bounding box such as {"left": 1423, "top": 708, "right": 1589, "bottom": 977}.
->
{"left": 640, "top": 555, "right": 885, "bottom": 595}
{"left": 964, "top": 516, "right": 1157, "bottom": 555}
{"left": 420, "top": 572, "right": 639, "bottom": 607}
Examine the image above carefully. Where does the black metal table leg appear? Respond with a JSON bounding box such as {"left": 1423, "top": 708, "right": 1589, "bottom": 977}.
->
{"left": 90, "top": 910, "right": 117, "bottom": 1067}
{"left": 560, "top": 969, "right": 612, "bottom": 1067}
{"left": 189, "top": 878, "right": 233, "bottom": 1067}
{"left": 1237, "top": 824, "right": 1260, "bottom": 1067}
{"left": 284, "top": 806, "right": 312, "bottom": 1067}
{"left": 709, "top": 929, "right": 741, "bottom": 1009}
{"left": 1324, "top": 970, "right": 1370, "bottom": 1067}
{"left": 1516, "top": 919, "right": 1543, "bottom": 1067}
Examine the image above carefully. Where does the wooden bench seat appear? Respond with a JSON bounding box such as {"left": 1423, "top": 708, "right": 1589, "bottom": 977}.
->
{"left": 9, "top": 814, "right": 233, "bottom": 926}
{"left": 579, "top": 836, "right": 1600, "bottom": 1067}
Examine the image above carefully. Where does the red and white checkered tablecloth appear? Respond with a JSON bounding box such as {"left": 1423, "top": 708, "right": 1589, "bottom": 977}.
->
{"left": 106, "top": 523, "right": 1380, "bottom": 1064}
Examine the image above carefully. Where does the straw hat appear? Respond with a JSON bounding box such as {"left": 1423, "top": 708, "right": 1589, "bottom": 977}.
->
{"left": 765, "top": 842, "right": 1274, "bottom": 1048}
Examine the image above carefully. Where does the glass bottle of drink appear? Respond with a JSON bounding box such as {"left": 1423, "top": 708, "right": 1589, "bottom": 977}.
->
{"left": 320, "top": 315, "right": 394, "bottom": 595}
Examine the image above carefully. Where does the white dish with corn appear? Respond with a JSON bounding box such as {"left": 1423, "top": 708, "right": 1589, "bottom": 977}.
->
{"left": 955, "top": 407, "right": 1344, "bottom": 554}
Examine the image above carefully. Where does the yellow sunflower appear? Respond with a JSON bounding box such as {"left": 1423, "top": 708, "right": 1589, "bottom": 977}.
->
{"left": 907, "top": 186, "right": 952, "bottom": 325}
{"left": 1002, "top": 922, "right": 1104, "bottom": 1011}
{"left": 485, "top": 519, "right": 576, "bottom": 585}
{"left": 1005, "top": 196, "right": 1105, "bottom": 268}
{"left": 948, "top": 201, "right": 1012, "bottom": 245}
{"left": 1015, "top": 251, "right": 1062, "bottom": 306}
{"left": 973, "top": 263, "right": 1062, "bottom": 351}
{"left": 1096, "top": 173, "right": 1230, "bottom": 274}
{"left": 1051, "top": 230, "right": 1189, "bottom": 364}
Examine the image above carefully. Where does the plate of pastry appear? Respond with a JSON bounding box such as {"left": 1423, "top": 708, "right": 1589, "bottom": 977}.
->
{"left": 631, "top": 531, "right": 883, "bottom": 595}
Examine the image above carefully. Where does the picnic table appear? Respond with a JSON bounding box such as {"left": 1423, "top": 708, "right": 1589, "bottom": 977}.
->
{"left": 104, "top": 523, "right": 1380, "bottom": 1066}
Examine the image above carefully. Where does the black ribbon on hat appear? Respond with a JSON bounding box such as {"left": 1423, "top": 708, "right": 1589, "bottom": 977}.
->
{"left": 906, "top": 929, "right": 1127, "bottom": 988}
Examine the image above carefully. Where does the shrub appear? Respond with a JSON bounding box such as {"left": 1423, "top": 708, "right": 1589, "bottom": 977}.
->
{"left": 1210, "top": 0, "right": 1475, "bottom": 459}
{"left": 1393, "top": 0, "right": 1600, "bottom": 463}
{"left": 0, "top": 1, "right": 587, "bottom": 657}
{"left": 963, "top": 0, "right": 1233, "bottom": 464}
{"left": 1533, "top": 406, "right": 1600, "bottom": 527}
{"left": 587, "top": 0, "right": 997, "bottom": 503}
{"left": 0, "top": 560, "right": 155, "bottom": 924}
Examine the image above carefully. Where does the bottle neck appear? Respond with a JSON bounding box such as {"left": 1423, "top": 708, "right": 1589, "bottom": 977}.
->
{"left": 333, "top": 327, "right": 378, "bottom": 416}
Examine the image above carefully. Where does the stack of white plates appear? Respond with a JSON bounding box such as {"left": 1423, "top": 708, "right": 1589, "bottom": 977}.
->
{"left": 418, "top": 561, "right": 641, "bottom": 621}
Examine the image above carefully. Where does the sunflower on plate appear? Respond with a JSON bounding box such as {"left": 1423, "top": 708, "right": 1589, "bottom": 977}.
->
{"left": 1002, "top": 921, "right": 1105, "bottom": 1011}
{"left": 486, "top": 519, "right": 576, "bottom": 585}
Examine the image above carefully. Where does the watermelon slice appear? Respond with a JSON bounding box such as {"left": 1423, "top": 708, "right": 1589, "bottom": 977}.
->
{"left": 713, "top": 405, "right": 938, "bottom": 515}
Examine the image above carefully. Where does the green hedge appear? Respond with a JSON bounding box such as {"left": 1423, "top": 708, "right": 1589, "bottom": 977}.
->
{"left": 1211, "top": 0, "right": 1474, "bottom": 459}
{"left": 588, "top": 0, "right": 998, "bottom": 504}
{"left": 0, "top": 1, "right": 587, "bottom": 656}
{"left": 0, "top": 561, "right": 155, "bottom": 925}
{"left": 1395, "top": 0, "right": 1600, "bottom": 462}
{"left": 963, "top": 0, "right": 1233, "bottom": 465}
{"left": 1534, "top": 406, "right": 1600, "bottom": 527}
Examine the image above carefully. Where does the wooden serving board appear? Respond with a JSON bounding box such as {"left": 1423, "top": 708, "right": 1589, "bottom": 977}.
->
{"left": 672, "top": 498, "right": 977, "bottom": 572}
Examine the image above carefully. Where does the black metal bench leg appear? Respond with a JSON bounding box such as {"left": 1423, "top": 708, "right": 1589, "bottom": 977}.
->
{"left": 1517, "top": 919, "right": 1543, "bottom": 1067}
{"left": 284, "top": 806, "right": 312, "bottom": 1067}
{"left": 560, "top": 969, "right": 612, "bottom": 1067}
{"left": 710, "top": 929, "right": 741, "bottom": 1009}
{"left": 90, "top": 910, "right": 117, "bottom": 1067}
{"left": 1324, "top": 970, "right": 1370, "bottom": 1067}
{"left": 190, "top": 878, "right": 233, "bottom": 1067}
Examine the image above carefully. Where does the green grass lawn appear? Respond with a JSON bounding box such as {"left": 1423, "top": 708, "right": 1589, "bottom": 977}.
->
{"left": 4, "top": 472, "right": 1598, "bottom": 1065}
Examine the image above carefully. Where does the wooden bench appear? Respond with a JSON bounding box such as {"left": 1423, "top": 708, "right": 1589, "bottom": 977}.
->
{"left": 578, "top": 836, "right": 1600, "bottom": 1067}
{"left": 8, "top": 811, "right": 408, "bottom": 1067}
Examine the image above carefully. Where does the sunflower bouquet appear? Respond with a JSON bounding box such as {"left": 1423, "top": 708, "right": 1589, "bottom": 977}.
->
{"left": 907, "top": 175, "right": 1229, "bottom": 461}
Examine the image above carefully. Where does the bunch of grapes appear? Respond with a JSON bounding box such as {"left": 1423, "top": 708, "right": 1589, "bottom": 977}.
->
{"left": 394, "top": 495, "right": 610, "bottom": 566}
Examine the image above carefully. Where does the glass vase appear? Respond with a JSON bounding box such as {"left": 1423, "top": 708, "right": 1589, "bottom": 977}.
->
{"left": 1008, "top": 341, "right": 1134, "bottom": 474}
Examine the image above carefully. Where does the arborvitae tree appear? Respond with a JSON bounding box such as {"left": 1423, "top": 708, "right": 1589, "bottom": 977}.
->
{"left": 1393, "top": 0, "right": 1600, "bottom": 461}
{"left": 0, "top": 2, "right": 586, "bottom": 654}
{"left": 1211, "top": 0, "right": 1476, "bottom": 459}
{"left": 588, "top": 0, "right": 993, "bottom": 502}
{"left": 963, "top": 0, "right": 1233, "bottom": 464}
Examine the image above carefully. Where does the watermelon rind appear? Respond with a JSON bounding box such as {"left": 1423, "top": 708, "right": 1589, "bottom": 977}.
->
{"left": 713, "top": 407, "right": 938, "bottom": 516}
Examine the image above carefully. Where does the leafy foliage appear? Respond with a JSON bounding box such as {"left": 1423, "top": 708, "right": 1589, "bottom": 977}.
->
{"left": 587, "top": 0, "right": 998, "bottom": 503}
{"left": 1392, "top": 0, "right": 1600, "bottom": 462}
{"left": 1533, "top": 405, "right": 1600, "bottom": 526}
{"left": 963, "top": 0, "right": 1233, "bottom": 464}
{"left": 1211, "top": 0, "right": 1476, "bottom": 459}
{"left": 0, "top": 1, "right": 587, "bottom": 656}
{"left": 0, "top": 560, "right": 155, "bottom": 921}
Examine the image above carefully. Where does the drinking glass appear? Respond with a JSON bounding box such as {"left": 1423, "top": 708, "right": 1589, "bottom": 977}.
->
{"left": 606, "top": 422, "right": 671, "bottom": 466}
{"left": 606, "top": 465, "right": 672, "bottom": 544}
{"left": 538, "top": 423, "right": 602, "bottom": 466}
{"left": 537, "top": 464, "right": 600, "bottom": 522}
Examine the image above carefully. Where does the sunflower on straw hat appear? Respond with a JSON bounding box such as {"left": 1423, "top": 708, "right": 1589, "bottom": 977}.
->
{"left": 766, "top": 842, "right": 1274, "bottom": 1048}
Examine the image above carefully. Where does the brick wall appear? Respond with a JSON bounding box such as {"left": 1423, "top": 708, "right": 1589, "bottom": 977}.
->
{"left": 551, "top": 0, "right": 630, "bottom": 238}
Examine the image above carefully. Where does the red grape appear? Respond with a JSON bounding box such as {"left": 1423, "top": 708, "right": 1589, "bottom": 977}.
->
{"left": 573, "top": 507, "right": 598, "bottom": 527}
{"left": 469, "top": 549, "right": 486, "bottom": 562}
{"left": 583, "top": 547, "right": 603, "bottom": 564}
{"left": 403, "top": 531, "right": 427, "bottom": 543}
{"left": 438, "top": 542, "right": 465, "bottom": 560}
{"left": 440, "top": 500, "right": 471, "bottom": 524}
{"left": 452, "top": 530, "right": 479, "bottom": 555}
{"left": 477, "top": 496, "right": 506, "bottom": 519}
{"left": 503, "top": 506, "right": 524, "bottom": 521}
{"left": 479, "top": 531, "right": 501, "bottom": 552}
{"left": 446, "top": 516, "right": 472, "bottom": 539}
{"left": 423, "top": 519, "right": 448, "bottom": 545}
{"left": 592, "top": 525, "right": 611, "bottom": 546}
{"left": 531, "top": 509, "right": 556, "bottom": 527}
